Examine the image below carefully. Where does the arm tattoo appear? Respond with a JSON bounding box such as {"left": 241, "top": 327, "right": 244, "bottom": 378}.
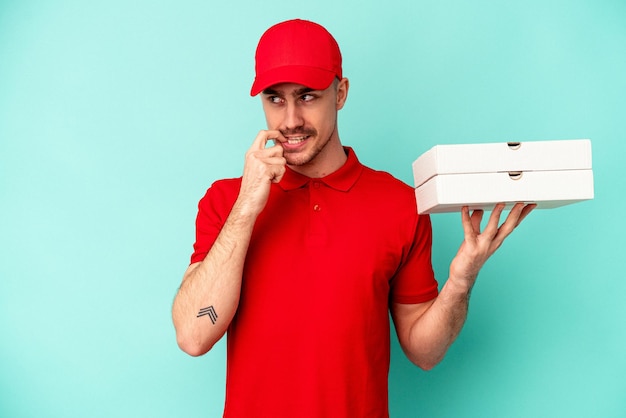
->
{"left": 197, "top": 305, "right": 218, "bottom": 324}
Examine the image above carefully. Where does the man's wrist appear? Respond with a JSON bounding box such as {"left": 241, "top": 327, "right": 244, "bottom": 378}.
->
{"left": 232, "top": 197, "right": 263, "bottom": 220}
{"left": 444, "top": 274, "right": 476, "bottom": 298}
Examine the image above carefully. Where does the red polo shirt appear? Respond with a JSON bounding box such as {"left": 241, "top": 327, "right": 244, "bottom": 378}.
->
{"left": 191, "top": 148, "right": 438, "bottom": 418}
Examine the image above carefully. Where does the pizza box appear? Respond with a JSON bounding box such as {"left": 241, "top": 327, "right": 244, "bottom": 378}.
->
{"left": 412, "top": 139, "right": 594, "bottom": 214}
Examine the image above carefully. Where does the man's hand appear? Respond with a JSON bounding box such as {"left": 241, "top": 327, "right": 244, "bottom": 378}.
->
{"left": 236, "top": 130, "right": 287, "bottom": 216}
{"left": 448, "top": 202, "right": 536, "bottom": 292}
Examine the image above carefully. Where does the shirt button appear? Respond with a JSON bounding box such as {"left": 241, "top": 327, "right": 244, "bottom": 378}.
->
{"left": 313, "top": 181, "right": 321, "bottom": 189}
{"left": 313, "top": 204, "right": 321, "bottom": 212}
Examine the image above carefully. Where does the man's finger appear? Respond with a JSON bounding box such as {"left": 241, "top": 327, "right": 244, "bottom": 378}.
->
{"left": 516, "top": 203, "right": 536, "bottom": 227}
{"left": 482, "top": 203, "right": 505, "bottom": 238}
{"left": 263, "top": 130, "right": 286, "bottom": 150}
{"left": 493, "top": 203, "right": 524, "bottom": 239}
{"left": 494, "top": 202, "right": 536, "bottom": 243}
{"left": 251, "top": 130, "right": 270, "bottom": 151}
{"left": 470, "top": 209, "right": 484, "bottom": 233}
{"left": 461, "top": 206, "right": 475, "bottom": 237}
{"left": 251, "top": 130, "right": 285, "bottom": 151}
{"left": 270, "top": 164, "right": 287, "bottom": 183}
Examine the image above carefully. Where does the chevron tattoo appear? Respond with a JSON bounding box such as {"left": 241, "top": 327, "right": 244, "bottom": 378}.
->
{"left": 197, "top": 306, "right": 218, "bottom": 324}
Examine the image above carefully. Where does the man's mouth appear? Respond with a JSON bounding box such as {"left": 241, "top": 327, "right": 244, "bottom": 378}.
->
{"left": 285, "top": 135, "right": 309, "bottom": 145}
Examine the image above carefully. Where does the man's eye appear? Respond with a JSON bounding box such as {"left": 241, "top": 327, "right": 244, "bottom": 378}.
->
{"left": 301, "top": 94, "right": 315, "bottom": 102}
{"left": 269, "top": 96, "right": 283, "bottom": 104}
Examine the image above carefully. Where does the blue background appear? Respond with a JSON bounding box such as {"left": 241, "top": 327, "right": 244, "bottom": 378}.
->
{"left": 1, "top": 1, "right": 624, "bottom": 417}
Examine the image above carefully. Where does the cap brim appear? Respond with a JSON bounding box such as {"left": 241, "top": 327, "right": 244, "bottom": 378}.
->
{"left": 250, "top": 65, "right": 336, "bottom": 96}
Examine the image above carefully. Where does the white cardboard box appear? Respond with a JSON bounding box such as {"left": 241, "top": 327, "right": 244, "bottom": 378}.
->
{"left": 412, "top": 139, "right": 594, "bottom": 214}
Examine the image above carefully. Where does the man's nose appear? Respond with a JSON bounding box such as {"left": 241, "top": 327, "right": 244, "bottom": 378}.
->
{"left": 283, "top": 102, "right": 304, "bottom": 130}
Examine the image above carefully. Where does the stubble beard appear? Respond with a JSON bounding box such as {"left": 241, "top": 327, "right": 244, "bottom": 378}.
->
{"left": 281, "top": 124, "right": 337, "bottom": 167}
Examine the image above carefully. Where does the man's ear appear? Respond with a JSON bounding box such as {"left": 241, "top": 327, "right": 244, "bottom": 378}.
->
{"left": 336, "top": 78, "right": 349, "bottom": 110}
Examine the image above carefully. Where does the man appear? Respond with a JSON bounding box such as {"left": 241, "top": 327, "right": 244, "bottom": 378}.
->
{"left": 172, "top": 19, "right": 534, "bottom": 417}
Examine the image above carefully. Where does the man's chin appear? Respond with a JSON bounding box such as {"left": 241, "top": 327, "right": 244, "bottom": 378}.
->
{"left": 285, "top": 155, "right": 309, "bottom": 167}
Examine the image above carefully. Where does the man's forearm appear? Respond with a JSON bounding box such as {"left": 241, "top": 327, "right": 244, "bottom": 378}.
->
{"left": 172, "top": 200, "right": 257, "bottom": 356}
{"left": 404, "top": 278, "right": 473, "bottom": 370}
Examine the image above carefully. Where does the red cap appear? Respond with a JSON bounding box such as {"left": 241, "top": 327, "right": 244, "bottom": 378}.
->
{"left": 250, "top": 19, "right": 342, "bottom": 96}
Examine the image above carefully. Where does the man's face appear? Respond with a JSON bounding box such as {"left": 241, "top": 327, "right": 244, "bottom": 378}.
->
{"left": 261, "top": 79, "right": 348, "bottom": 168}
